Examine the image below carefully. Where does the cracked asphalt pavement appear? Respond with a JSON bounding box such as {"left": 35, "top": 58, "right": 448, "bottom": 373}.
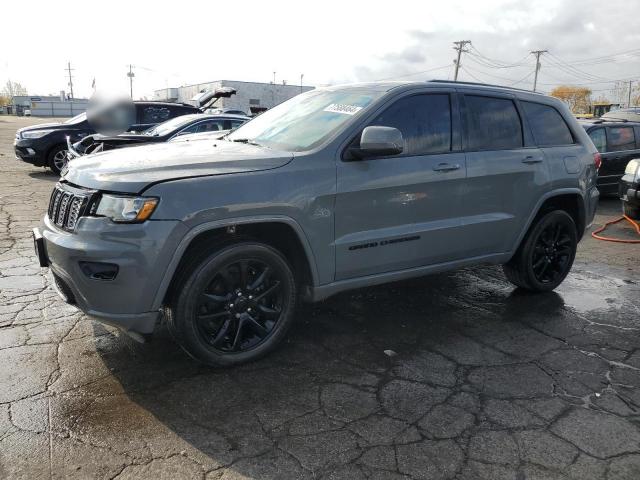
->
{"left": 1, "top": 115, "right": 640, "bottom": 480}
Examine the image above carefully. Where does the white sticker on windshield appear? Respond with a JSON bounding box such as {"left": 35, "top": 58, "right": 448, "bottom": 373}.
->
{"left": 324, "top": 103, "right": 363, "bottom": 115}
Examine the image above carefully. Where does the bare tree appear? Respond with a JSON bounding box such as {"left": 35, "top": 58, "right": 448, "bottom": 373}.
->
{"left": 1, "top": 80, "right": 28, "bottom": 98}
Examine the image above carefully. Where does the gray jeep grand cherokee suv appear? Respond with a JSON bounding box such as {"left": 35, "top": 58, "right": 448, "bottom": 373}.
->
{"left": 34, "top": 80, "right": 600, "bottom": 366}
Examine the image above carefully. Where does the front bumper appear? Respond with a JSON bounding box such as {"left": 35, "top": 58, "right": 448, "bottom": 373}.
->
{"left": 14, "top": 139, "right": 46, "bottom": 166}
{"left": 36, "top": 214, "right": 188, "bottom": 334}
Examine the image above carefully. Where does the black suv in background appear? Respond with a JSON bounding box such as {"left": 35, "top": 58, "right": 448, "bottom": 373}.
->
{"left": 14, "top": 102, "right": 199, "bottom": 174}
{"left": 579, "top": 119, "right": 640, "bottom": 194}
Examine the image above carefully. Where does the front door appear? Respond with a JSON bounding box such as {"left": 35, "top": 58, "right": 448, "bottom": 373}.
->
{"left": 334, "top": 92, "right": 467, "bottom": 281}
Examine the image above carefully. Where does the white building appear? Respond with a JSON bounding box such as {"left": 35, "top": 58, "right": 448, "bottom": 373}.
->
{"left": 154, "top": 80, "right": 314, "bottom": 114}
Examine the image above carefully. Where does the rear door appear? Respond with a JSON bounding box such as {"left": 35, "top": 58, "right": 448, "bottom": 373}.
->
{"left": 334, "top": 90, "right": 468, "bottom": 280}
{"left": 459, "top": 92, "right": 549, "bottom": 257}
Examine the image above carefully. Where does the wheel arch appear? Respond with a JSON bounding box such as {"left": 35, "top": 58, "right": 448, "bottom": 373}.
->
{"left": 153, "top": 216, "right": 320, "bottom": 310}
{"left": 512, "top": 189, "right": 586, "bottom": 255}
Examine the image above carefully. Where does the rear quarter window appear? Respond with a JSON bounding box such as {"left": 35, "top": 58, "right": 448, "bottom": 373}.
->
{"left": 608, "top": 126, "right": 636, "bottom": 151}
{"left": 522, "top": 101, "right": 574, "bottom": 146}
{"left": 465, "top": 95, "right": 523, "bottom": 151}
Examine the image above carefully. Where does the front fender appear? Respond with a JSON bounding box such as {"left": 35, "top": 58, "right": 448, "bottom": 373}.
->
{"left": 149, "top": 215, "right": 320, "bottom": 311}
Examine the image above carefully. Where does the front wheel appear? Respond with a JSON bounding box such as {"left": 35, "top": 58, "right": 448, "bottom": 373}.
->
{"left": 47, "top": 145, "right": 69, "bottom": 175}
{"left": 166, "top": 242, "right": 297, "bottom": 366}
{"left": 503, "top": 210, "right": 577, "bottom": 292}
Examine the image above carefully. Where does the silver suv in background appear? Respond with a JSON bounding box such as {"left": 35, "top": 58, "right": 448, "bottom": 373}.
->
{"left": 34, "top": 81, "right": 600, "bottom": 366}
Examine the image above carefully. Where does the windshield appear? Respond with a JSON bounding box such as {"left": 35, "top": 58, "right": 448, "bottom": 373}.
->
{"left": 144, "top": 114, "right": 200, "bottom": 136}
{"left": 64, "top": 112, "right": 86, "bottom": 124}
{"left": 227, "top": 88, "right": 383, "bottom": 151}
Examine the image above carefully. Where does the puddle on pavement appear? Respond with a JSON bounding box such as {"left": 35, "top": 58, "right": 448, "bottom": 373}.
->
{"left": 557, "top": 271, "right": 633, "bottom": 315}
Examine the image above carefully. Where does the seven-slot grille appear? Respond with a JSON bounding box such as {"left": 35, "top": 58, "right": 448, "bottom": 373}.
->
{"left": 48, "top": 184, "right": 91, "bottom": 232}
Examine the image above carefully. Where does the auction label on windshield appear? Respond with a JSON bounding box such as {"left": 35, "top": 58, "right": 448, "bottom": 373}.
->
{"left": 324, "top": 103, "right": 363, "bottom": 115}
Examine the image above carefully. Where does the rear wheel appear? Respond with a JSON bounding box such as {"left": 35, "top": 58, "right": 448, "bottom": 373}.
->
{"left": 166, "top": 241, "right": 297, "bottom": 366}
{"left": 503, "top": 210, "right": 577, "bottom": 292}
{"left": 47, "top": 145, "right": 69, "bottom": 175}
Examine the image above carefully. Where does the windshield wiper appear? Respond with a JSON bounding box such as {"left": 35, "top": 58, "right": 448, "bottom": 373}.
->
{"left": 232, "top": 138, "right": 261, "bottom": 146}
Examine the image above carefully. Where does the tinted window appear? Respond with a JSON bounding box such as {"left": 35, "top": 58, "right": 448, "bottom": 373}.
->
{"left": 608, "top": 126, "right": 636, "bottom": 151}
{"left": 368, "top": 94, "right": 451, "bottom": 155}
{"left": 465, "top": 96, "right": 522, "bottom": 150}
{"left": 141, "top": 106, "right": 171, "bottom": 124}
{"left": 588, "top": 128, "right": 606, "bottom": 153}
{"left": 522, "top": 101, "right": 574, "bottom": 146}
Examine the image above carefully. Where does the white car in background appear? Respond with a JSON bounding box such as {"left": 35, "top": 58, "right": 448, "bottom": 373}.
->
{"left": 169, "top": 114, "right": 249, "bottom": 143}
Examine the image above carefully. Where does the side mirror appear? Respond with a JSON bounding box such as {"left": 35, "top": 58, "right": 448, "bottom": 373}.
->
{"left": 356, "top": 126, "right": 403, "bottom": 158}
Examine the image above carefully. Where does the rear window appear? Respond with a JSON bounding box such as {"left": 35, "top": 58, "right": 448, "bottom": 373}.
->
{"left": 608, "top": 126, "right": 636, "bottom": 151}
{"left": 522, "top": 101, "right": 574, "bottom": 146}
{"left": 140, "top": 106, "right": 171, "bottom": 124}
{"left": 465, "top": 96, "right": 523, "bottom": 151}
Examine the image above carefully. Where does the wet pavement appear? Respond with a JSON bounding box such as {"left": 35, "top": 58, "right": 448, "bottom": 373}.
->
{"left": 1, "top": 116, "right": 640, "bottom": 479}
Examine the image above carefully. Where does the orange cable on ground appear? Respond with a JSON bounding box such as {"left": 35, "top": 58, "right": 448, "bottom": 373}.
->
{"left": 591, "top": 215, "right": 640, "bottom": 244}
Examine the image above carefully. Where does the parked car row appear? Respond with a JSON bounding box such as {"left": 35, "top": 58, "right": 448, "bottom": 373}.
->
{"left": 14, "top": 88, "right": 248, "bottom": 174}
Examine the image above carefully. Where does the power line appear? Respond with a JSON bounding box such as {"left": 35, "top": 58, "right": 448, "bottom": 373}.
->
{"left": 373, "top": 64, "right": 451, "bottom": 82}
{"left": 453, "top": 40, "right": 472, "bottom": 81}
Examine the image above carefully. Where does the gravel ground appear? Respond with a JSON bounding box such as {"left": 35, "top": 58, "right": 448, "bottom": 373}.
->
{"left": 1, "top": 115, "right": 640, "bottom": 480}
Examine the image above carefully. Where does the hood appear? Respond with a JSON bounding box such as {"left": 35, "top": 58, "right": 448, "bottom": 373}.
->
{"left": 18, "top": 122, "right": 65, "bottom": 134}
{"left": 63, "top": 139, "right": 293, "bottom": 193}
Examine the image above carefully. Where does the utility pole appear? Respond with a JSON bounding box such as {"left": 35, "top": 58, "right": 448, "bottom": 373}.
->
{"left": 628, "top": 80, "right": 633, "bottom": 107}
{"left": 127, "top": 64, "right": 135, "bottom": 99}
{"left": 273, "top": 71, "right": 276, "bottom": 84}
{"left": 452, "top": 40, "right": 471, "bottom": 81}
{"left": 66, "top": 62, "right": 74, "bottom": 99}
{"left": 300, "top": 73, "right": 304, "bottom": 94}
{"left": 531, "top": 50, "right": 548, "bottom": 92}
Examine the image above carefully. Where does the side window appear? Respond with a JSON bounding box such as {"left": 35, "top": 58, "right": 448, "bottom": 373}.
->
{"left": 607, "top": 126, "right": 636, "bottom": 151}
{"left": 230, "top": 120, "right": 245, "bottom": 129}
{"left": 367, "top": 94, "right": 452, "bottom": 156}
{"left": 522, "top": 101, "right": 574, "bottom": 146}
{"left": 196, "top": 121, "right": 223, "bottom": 133}
{"left": 465, "top": 95, "right": 523, "bottom": 150}
{"left": 588, "top": 128, "right": 607, "bottom": 153}
{"left": 141, "top": 106, "right": 171, "bottom": 124}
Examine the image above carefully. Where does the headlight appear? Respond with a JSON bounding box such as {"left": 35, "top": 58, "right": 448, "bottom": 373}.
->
{"left": 625, "top": 159, "right": 640, "bottom": 180}
{"left": 21, "top": 129, "right": 54, "bottom": 139}
{"left": 94, "top": 194, "right": 159, "bottom": 223}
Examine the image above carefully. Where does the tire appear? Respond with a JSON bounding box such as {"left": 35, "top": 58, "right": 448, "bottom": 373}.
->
{"left": 47, "top": 145, "right": 69, "bottom": 175}
{"left": 503, "top": 210, "right": 577, "bottom": 292}
{"left": 623, "top": 202, "right": 640, "bottom": 220}
{"left": 166, "top": 241, "right": 297, "bottom": 366}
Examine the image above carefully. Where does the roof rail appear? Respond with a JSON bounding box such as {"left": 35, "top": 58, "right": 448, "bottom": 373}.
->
{"left": 428, "top": 79, "right": 543, "bottom": 95}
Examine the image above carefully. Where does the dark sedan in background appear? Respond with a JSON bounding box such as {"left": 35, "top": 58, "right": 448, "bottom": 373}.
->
{"left": 73, "top": 113, "right": 249, "bottom": 155}
{"left": 14, "top": 102, "right": 199, "bottom": 174}
{"left": 580, "top": 118, "right": 640, "bottom": 194}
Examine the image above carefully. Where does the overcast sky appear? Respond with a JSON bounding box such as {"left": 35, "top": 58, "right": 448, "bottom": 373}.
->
{"left": 2, "top": 0, "right": 639, "bottom": 101}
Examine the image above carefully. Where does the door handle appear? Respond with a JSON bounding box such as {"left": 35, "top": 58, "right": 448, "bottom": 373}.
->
{"left": 522, "top": 156, "right": 543, "bottom": 164}
{"left": 433, "top": 163, "right": 461, "bottom": 172}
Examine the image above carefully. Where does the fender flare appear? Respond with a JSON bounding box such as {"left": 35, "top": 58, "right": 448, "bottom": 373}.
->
{"left": 510, "top": 187, "right": 586, "bottom": 256}
{"left": 150, "top": 215, "right": 320, "bottom": 311}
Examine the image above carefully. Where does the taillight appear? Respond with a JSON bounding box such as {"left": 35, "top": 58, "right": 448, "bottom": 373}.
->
{"left": 594, "top": 152, "right": 602, "bottom": 171}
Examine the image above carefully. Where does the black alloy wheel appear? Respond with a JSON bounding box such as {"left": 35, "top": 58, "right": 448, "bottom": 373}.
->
{"left": 530, "top": 221, "right": 574, "bottom": 285}
{"left": 167, "top": 242, "right": 297, "bottom": 366}
{"left": 503, "top": 210, "right": 577, "bottom": 292}
{"left": 196, "top": 259, "right": 284, "bottom": 353}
